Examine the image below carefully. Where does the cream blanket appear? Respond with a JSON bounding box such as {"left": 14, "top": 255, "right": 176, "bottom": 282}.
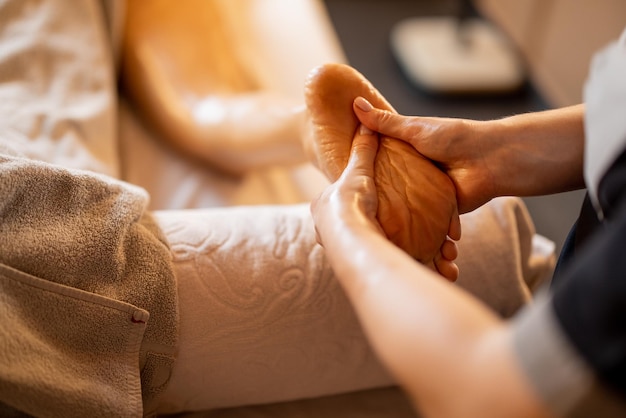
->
{"left": 153, "top": 196, "right": 554, "bottom": 414}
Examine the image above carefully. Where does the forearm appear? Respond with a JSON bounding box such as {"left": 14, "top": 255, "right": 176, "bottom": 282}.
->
{"left": 320, "top": 219, "right": 549, "bottom": 417}
{"left": 483, "top": 104, "right": 586, "bottom": 197}
{"left": 312, "top": 125, "right": 551, "bottom": 417}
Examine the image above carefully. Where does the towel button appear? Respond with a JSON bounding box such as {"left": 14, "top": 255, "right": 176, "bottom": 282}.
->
{"left": 131, "top": 310, "right": 147, "bottom": 324}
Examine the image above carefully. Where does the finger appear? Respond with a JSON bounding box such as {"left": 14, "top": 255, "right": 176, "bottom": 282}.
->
{"left": 434, "top": 237, "right": 460, "bottom": 281}
{"left": 437, "top": 260, "right": 460, "bottom": 282}
{"left": 440, "top": 237, "right": 458, "bottom": 261}
{"left": 448, "top": 207, "right": 462, "bottom": 241}
{"left": 353, "top": 97, "right": 420, "bottom": 145}
{"left": 343, "top": 123, "right": 379, "bottom": 178}
{"left": 434, "top": 254, "right": 460, "bottom": 282}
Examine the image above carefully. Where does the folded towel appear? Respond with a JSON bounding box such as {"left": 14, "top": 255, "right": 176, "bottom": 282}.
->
{"left": 0, "top": 154, "right": 178, "bottom": 417}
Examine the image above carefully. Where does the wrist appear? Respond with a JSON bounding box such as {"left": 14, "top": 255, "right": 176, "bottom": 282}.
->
{"left": 475, "top": 117, "right": 514, "bottom": 198}
{"left": 317, "top": 206, "right": 381, "bottom": 248}
{"left": 483, "top": 107, "right": 585, "bottom": 197}
{"left": 447, "top": 118, "right": 502, "bottom": 209}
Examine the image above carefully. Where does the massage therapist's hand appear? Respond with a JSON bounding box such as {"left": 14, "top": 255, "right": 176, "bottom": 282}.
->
{"left": 311, "top": 124, "right": 383, "bottom": 244}
{"left": 311, "top": 124, "right": 459, "bottom": 281}
{"left": 354, "top": 97, "right": 586, "bottom": 213}
{"left": 353, "top": 97, "right": 496, "bottom": 214}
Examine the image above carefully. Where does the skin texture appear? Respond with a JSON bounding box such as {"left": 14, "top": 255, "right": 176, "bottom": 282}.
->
{"left": 310, "top": 128, "right": 554, "bottom": 418}
{"left": 304, "top": 63, "right": 461, "bottom": 267}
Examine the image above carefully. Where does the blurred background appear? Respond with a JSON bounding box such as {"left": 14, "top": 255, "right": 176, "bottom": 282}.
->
{"left": 323, "top": 0, "right": 626, "bottom": 255}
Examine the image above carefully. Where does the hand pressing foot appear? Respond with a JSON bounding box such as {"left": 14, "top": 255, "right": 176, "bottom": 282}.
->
{"left": 304, "top": 63, "right": 460, "bottom": 277}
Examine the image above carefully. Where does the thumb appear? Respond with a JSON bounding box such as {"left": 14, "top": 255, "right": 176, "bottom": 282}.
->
{"left": 343, "top": 123, "right": 379, "bottom": 179}
{"left": 353, "top": 96, "right": 421, "bottom": 147}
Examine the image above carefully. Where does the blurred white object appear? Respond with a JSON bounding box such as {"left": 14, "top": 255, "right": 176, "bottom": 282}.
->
{"left": 390, "top": 17, "right": 525, "bottom": 93}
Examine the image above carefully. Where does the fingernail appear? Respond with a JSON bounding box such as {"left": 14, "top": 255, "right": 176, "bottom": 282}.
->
{"left": 355, "top": 96, "right": 373, "bottom": 112}
{"left": 359, "top": 124, "right": 374, "bottom": 135}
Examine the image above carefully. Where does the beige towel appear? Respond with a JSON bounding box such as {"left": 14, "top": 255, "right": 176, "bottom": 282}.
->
{"left": 0, "top": 153, "right": 178, "bottom": 417}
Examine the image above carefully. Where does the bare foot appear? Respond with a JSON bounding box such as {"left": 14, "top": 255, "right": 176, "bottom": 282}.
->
{"left": 304, "top": 63, "right": 457, "bottom": 267}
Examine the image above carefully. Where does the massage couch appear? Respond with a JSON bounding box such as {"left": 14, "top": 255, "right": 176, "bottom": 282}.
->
{"left": 0, "top": 0, "right": 555, "bottom": 416}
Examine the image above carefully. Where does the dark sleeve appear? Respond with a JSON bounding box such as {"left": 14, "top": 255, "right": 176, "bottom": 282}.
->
{"left": 551, "top": 189, "right": 626, "bottom": 398}
{"left": 512, "top": 153, "right": 626, "bottom": 417}
{"left": 512, "top": 216, "right": 626, "bottom": 416}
